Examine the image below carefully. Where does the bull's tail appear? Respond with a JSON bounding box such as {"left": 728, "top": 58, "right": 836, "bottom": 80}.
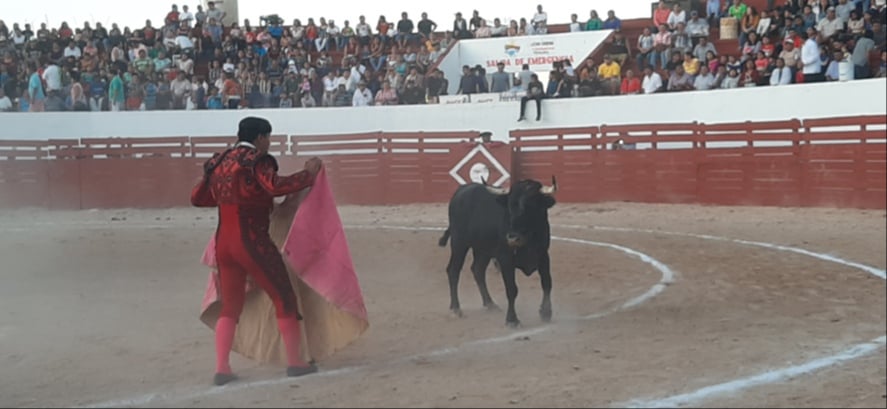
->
{"left": 438, "top": 228, "right": 451, "bottom": 247}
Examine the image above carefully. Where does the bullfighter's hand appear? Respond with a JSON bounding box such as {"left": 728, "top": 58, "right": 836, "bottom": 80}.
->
{"left": 304, "top": 157, "right": 323, "bottom": 175}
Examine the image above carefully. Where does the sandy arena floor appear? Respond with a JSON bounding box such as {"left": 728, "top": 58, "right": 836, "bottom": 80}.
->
{"left": 0, "top": 203, "right": 884, "bottom": 408}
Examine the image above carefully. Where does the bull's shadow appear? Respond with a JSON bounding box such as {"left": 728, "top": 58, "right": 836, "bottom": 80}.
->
{"left": 438, "top": 177, "right": 557, "bottom": 328}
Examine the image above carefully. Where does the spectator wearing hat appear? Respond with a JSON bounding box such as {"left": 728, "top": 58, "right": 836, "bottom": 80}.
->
{"left": 352, "top": 81, "right": 373, "bottom": 106}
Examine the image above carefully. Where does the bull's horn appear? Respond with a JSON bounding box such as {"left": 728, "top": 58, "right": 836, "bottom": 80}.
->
{"left": 480, "top": 177, "right": 488, "bottom": 186}
{"left": 540, "top": 176, "right": 558, "bottom": 195}
{"left": 485, "top": 185, "right": 510, "bottom": 195}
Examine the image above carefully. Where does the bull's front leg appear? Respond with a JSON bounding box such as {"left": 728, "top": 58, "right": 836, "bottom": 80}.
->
{"left": 538, "top": 252, "right": 552, "bottom": 322}
{"left": 499, "top": 261, "right": 520, "bottom": 328}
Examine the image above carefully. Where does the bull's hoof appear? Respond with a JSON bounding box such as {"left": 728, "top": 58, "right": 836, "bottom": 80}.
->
{"left": 540, "top": 308, "right": 552, "bottom": 322}
{"left": 287, "top": 364, "right": 318, "bottom": 378}
{"left": 213, "top": 372, "right": 237, "bottom": 386}
{"left": 484, "top": 302, "right": 501, "bottom": 312}
{"left": 506, "top": 319, "right": 522, "bottom": 328}
{"left": 450, "top": 308, "right": 464, "bottom": 318}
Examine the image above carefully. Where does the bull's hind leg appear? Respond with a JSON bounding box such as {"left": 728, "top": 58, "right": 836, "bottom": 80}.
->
{"left": 446, "top": 243, "right": 470, "bottom": 318}
{"left": 538, "top": 253, "right": 553, "bottom": 322}
{"left": 470, "top": 250, "right": 498, "bottom": 310}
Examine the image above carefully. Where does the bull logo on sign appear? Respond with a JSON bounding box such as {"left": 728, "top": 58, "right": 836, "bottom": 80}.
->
{"left": 468, "top": 163, "right": 491, "bottom": 184}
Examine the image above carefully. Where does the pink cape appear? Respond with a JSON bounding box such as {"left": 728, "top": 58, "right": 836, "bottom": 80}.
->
{"left": 199, "top": 167, "right": 369, "bottom": 364}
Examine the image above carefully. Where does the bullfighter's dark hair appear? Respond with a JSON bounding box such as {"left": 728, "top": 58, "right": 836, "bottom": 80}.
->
{"left": 237, "top": 117, "right": 272, "bottom": 143}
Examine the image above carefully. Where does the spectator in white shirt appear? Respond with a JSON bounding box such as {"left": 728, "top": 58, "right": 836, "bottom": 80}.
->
{"left": 532, "top": 5, "right": 548, "bottom": 34}
{"left": 0, "top": 89, "right": 12, "bottom": 112}
{"left": 801, "top": 28, "right": 824, "bottom": 82}
{"left": 694, "top": 65, "right": 716, "bottom": 89}
{"left": 686, "top": 11, "right": 710, "bottom": 38}
{"left": 63, "top": 41, "right": 81, "bottom": 59}
{"left": 179, "top": 5, "right": 194, "bottom": 27}
{"left": 352, "top": 81, "right": 373, "bottom": 106}
{"left": 667, "top": 4, "right": 687, "bottom": 31}
{"left": 641, "top": 65, "right": 663, "bottom": 94}
{"left": 569, "top": 14, "right": 582, "bottom": 32}
{"left": 816, "top": 8, "right": 843, "bottom": 39}
{"left": 770, "top": 58, "right": 793, "bottom": 85}
{"left": 42, "top": 63, "right": 62, "bottom": 93}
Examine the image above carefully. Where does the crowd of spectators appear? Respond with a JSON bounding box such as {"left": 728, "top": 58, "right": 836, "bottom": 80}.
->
{"left": 557, "top": 0, "right": 886, "bottom": 99}
{"left": 0, "top": 3, "right": 576, "bottom": 112}
{"left": 0, "top": 1, "right": 884, "bottom": 113}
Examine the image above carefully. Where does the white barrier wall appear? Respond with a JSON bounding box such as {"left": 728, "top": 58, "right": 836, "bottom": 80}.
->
{"left": 438, "top": 30, "right": 613, "bottom": 95}
{"left": 1, "top": 79, "right": 885, "bottom": 142}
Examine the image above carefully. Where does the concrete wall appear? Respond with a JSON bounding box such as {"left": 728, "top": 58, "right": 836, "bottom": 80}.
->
{"left": 1, "top": 78, "right": 884, "bottom": 142}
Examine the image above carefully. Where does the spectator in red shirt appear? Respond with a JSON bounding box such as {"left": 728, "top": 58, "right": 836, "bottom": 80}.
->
{"left": 620, "top": 69, "right": 642, "bottom": 94}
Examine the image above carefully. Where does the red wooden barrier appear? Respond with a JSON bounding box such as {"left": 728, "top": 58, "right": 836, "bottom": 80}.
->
{"left": 0, "top": 115, "right": 883, "bottom": 210}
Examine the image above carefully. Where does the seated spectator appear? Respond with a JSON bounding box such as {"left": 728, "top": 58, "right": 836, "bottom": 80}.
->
{"left": 683, "top": 51, "right": 701, "bottom": 76}
{"left": 597, "top": 54, "right": 621, "bottom": 95}
{"left": 740, "top": 60, "right": 760, "bottom": 86}
{"left": 694, "top": 65, "right": 716, "bottom": 90}
{"left": 667, "top": 65, "right": 694, "bottom": 91}
{"left": 577, "top": 68, "right": 603, "bottom": 97}
{"left": 760, "top": 36, "right": 775, "bottom": 57}
{"left": 825, "top": 49, "right": 844, "bottom": 80}
{"left": 518, "top": 73, "right": 545, "bottom": 121}
{"left": 817, "top": 8, "right": 843, "bottom": 40}
{"left": 653, "top": 2, "right": 671, "bottom": 33}
{"left": 693, "top": 37, "right": 717, "bottom": 62}
{"left": 375, "top": 80, "right": 398, "bottom": 105}
{"left": 722, "top": 68, "right": 741, "bottom": 88}
{"left": 637, "top": 27, "right": 655, "bottom": 70}
{"left": 587, "top": 10, "right": 603, "bottom": 31}
{"left": 712, "top": 65, "right": 729, "bottom": 88}
{"left": 569, "top": 14, "right": 582, "bottom": 32}
{"left": 602, "top": 10, "right": 621, "bottom": 30}
{"left": 400, "top": 79, "right": 425, "bottom": 104}
{"left": 641, "top": 65, "right": 663, "bottom": 94}
{"left": 620, "top": 69, "right": 641, "bottom": 94}
{"left": 770, "top": 57, "right": 793, "bottom": 85}
{"left": 672, "top": 23, "right": 693, "bottom": 55}
{"left": 333, "top": 84, "right": 352, "bottom": 106}
{"left": 668, "top": 4, "right": 688, "bottom": 31}
{"left": 351, "top": 81, "right": 373, "bottom": 107}
{"left": 0, "top": 89, "right": 13, "bottom": 112}
{"left": 652, "top": 24, "right": 673, "bottom": 69}
{"left": 608, "top": 31, "right": 631, "bottom": 68}
{"left": 686, "top": 11, "right": 711, "bottom": 38}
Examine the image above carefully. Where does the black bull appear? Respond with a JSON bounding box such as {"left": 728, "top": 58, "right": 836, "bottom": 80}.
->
{"left": 438, "top": 177, "right": 557, "bottom": 327}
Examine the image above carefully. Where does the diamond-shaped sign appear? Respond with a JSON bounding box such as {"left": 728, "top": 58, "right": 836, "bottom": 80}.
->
{"left": 449, "top": 144, "right": 511, "bottom": 187}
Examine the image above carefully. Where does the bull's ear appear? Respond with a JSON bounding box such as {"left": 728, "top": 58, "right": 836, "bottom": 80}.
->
{"left": 541, "top": 195, "right": 556, "bottom": 209}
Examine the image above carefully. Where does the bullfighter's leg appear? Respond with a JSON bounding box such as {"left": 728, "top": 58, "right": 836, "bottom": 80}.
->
{"left": 214, "top": 253, "right": 248, "bottom": 386}
{"left": 445, "top": 242, "right": 470, "bottom": 317}
{"left": 470, "top": 249, "right": 498, "bottom": 310}
{"left": 538, "top": 253, "right": 553, "bottom": 322}
{"left": 240, "top": 237, "right": 317, "bottom": 377}
{"left": 499, "top": 261, "right": 521, "bottom": 328}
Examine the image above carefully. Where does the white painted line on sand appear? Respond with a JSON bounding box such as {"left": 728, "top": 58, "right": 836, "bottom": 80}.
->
{"left": 543, "top": 224, "right": 887, "bottom": 408}
{"left": 75, "top": 224, "right": 675, "bottom": 408}
{"left": 620, "top": 335, "right": 887, "bottom": 408}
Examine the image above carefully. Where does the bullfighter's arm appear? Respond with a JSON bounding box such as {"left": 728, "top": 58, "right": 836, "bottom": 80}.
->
{"left": 254, "top": 156, "right": 315, "bottom": 197}
{"left": 190, "top": 177, "right": 218, "bottom": 207}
